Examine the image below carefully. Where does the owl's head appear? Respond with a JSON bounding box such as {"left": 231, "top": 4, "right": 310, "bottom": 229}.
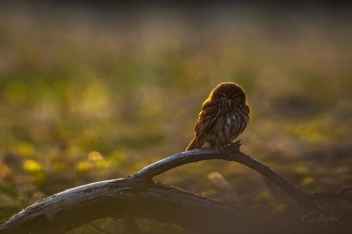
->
{"left": 210, "top": 82, "right": 248, "bottom": 107}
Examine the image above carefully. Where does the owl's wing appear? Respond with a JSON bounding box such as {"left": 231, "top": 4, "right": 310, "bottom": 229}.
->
{"left": 194, "top": 104, "right": 221, "bottom": 140}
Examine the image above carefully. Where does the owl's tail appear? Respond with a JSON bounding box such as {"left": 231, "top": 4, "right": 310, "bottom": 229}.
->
{"left": 186, "top": 137, "right": 198, "bottom": 151}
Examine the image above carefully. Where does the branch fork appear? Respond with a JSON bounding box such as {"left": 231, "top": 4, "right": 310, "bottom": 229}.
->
{"left": 1, "top": 141, "right": 351, "bottom": 234}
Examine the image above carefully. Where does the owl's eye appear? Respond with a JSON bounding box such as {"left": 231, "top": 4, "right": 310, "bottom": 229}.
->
{"left": 221, "top": 95, "right": 226, "bottom": 100}
{"left": 233, "top": 95, "right": 238, "bottom": 100}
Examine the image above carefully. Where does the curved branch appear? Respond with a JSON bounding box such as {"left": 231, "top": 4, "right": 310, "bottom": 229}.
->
{"left": 309, "top": 186, "right": 352, "bottom": 202}
{"left": 133, "top": 141, "right": 352, "bottom": 210}
{"left": 1, "top": 141, "right": 351, "bottom": 233}
{"left": 0, "top": 178, "right": 270, "bottom": 234}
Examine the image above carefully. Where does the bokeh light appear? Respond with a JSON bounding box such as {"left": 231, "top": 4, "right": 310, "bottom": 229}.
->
{"left": 0, "top": 1, "right": 352, "bottom": 233}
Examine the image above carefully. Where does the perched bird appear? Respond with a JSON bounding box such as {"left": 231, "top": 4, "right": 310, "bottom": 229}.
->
{"left": 186, "top": 82, "right": 250, "bottom": 152}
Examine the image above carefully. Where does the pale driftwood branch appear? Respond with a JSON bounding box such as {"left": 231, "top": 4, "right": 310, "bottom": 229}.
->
{"left": 0, "top": 177, "right": 269, "bottom": 234}
{"left": 1, "top": 140, "right": 351, "bottom": 234}
{"left": 133, "top": 141, "right": 352, "bottom": 210}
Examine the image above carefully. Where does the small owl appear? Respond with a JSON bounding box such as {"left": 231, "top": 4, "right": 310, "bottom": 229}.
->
{"left": 186, "top": 82, "right": 250, "bottom": 152}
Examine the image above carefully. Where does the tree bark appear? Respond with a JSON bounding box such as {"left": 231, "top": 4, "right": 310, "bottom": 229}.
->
{"left": 0, "top": 178, "right": 270, "bottom": 234}
{"left": 1, "top": 141, "right": 351, "bottom": 233}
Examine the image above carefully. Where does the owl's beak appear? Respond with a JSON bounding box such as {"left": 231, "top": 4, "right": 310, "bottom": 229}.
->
{"left": 228, "top": 99, "right": 232, "bottom": 106}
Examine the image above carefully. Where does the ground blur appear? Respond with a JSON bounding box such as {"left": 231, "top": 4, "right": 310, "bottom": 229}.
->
{"left": 0, "top": 2, "right": 352, "bottom": 233}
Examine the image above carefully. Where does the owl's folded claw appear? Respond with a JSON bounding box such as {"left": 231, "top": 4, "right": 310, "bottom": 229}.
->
{"left": 224, "top": 140, "right": 241, "bottom": 152}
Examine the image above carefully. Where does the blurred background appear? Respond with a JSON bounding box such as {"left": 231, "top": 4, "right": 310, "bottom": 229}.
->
{"left": 1, "top": 0, "right": 352, "bottom": 233}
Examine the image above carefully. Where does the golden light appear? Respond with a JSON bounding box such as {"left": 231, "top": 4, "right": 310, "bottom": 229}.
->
{"left": 87, "top": 151, "right": 103, "bottom": 161}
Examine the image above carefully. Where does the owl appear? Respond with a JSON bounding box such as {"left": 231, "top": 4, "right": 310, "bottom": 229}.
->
{"left": 186, "top": 82, "right": 250, "bottom": 152}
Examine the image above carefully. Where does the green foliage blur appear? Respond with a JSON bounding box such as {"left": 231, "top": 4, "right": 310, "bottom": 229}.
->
{"left": 0, "top": 3, "right": 352, "bottom": 233}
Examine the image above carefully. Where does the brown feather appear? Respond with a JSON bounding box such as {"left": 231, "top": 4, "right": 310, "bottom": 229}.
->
{"left": 185, "top": 137, "right": 197, "bottom": 151}
{"left": 186, "top": 82, "right": 250, "bottom": 152}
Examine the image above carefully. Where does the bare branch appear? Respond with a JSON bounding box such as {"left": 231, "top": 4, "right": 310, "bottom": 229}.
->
{"left": 133, "top": 141, "right": 352, "bottom": 210}
{"left": 0, "top": 177, "right": 269, "bottom": 234}
{"left": 308, "top": 186, "right": 352, "bottom": 202}
{"left": 1, "top": 141, "right": 351, "bottom": 233}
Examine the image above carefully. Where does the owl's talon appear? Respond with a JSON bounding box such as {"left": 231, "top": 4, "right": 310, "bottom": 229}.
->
{"left": 224, "top": 141, "right": 241, "bottom": 151}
